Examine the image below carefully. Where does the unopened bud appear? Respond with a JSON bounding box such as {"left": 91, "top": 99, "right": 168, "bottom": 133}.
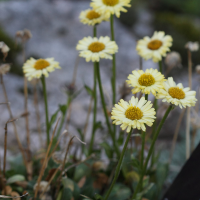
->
{"left": 195, "top": 65, "right": 200, "bottom": 74}
{"left": 185, "top": 41, "right": 199, "bottom": 52}
{"left": 165, "top": 51, "right": 182, "bottom": 68}
{"left": 0, "top": 64, "right": 11, "bottom": 75}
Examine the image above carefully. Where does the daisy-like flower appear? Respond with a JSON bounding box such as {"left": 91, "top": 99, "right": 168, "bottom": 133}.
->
{"left": 111, "top": 96, "right": 156, "bottom": 132}
{"left": 156, "top": 77, "right": 197, "bottom": 109}
{"left": 23, "top": 58, "right": 61, "bottom": 81}
{"left": 126, "top": 68, "right": 165, "bottom": 96}
{"left": 79, "top": 8, "right": 109, "bottom": 26}
{"left": 90, "top": 0, "right": 131, "bottom": 18}
{"left": 136, "top": 31, "right": 173, "bottom": 62}
{"left": 76, "top": 36, "right": 118, "bottom": 62}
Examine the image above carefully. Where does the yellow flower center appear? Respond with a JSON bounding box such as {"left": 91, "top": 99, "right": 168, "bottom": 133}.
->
{"left": 147, "top": 39, "right": 163, "bottom": 50}
{"left": 168, "top": 87, "right": 185, "bottom": 99}
{"left": 88, "top": 42, "right": 105, "bottom": 52}
{"left": 86, "top": 10, "right": 101, "bottom": 20}
{"left": 102, "top": 0, "right": 119, "bottom": 6}
{"left": 125, "top": 106, "right": 143, "bottom": 120}
{"left": 34, "top": 59, "right": 50, "bottom": 70}
{"left": 138, "top": 73, "right": 155, "bottom": 87}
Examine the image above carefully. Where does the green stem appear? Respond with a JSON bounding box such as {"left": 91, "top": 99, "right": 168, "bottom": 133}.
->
{"left": 110, "top": 15, "right": 116, "bottom": 139}
{"left": 159, "top": 61, "right": 162, "bottom": 73}
{"left": 132, "top": 105, "right": 173, "bottom": 199}
{"left": 56, "top": 97, "right": 71, "bottom": 138}
{"left": 89, "top": 62, "right": 97, "bottom": 155}
{"left": 104, "top": 130, "right": 133, "bottom": 200}
{"left": 96, "top": 63, "right": 120, "bottom": 158}
{"left": 41, "top": 76, "right": 50, "bottom": 146}
{"left": 150, "top": 98, "right": 158, "bottom": 168}
{"left": 93, "top": 25, "right": 97, "bottom": 37}
{"left": 140, "top": 131, "right": 146, "bottom": 170}
{"left": 145, "top": 94, "right": 148, "bottom": 101}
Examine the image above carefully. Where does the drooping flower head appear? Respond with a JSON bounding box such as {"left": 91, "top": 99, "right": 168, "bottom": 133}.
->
{"left": 90, "top": 0, "right": 131, "bottom": 18}
{"left": 136, "top": 31, "right": 173, "bottom": 62}
{"left": 156, "top": 77, "right": 197, "bottom": 109}
{"left": 76, "top": 36, "right": 118, "bottom": 62}
{"left": 23, "top": 58, "right": 61, "bottom": 81}
{"left": 111, "top": 96, "right": 156, "bottom": 132}
{"left": 126, "top": 68, "right": 165, "bottom": 96}
{"left": 79, "top": 8, "right": 109, "bottom": 26}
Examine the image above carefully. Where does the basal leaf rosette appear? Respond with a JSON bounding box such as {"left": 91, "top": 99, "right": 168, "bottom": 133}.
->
{"left": 90, "top": 0, "right": 131, "bottom": 18}
{"left": 126, "top": 68, "right": 165, "bottom": 96}
{"left": 156, "top": 77, "right": 197, "bottom": 109}
{"left": 79, "top": 8, "right": 110, "bottom": 26}
{"left": 111, "top": 96, "right": 156, "bottom": 132}
{"left": 76, "top": 36, "right": 118, "bottom": 62}
{"left": 136, "top": 31, "right": 173, "bottom": 62}
{"left": 23, "top": 58, "right": 61, "bottom": 81}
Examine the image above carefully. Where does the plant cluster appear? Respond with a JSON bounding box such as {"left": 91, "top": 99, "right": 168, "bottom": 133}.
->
{"left": 0, "top": 0, "right": 199, "bottom": 200}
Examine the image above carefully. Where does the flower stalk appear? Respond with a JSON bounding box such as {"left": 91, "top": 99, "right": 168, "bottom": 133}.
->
{"left": 89, "top": 25, "right": 98, "bottom": 155}
{"left": 110, "top": 14, "right": 117, "bottom": 137}
{"left": 104, "top": 129, "right": 133, "bottom": 200}
{"left": 96, "top": 62, "right": 120, "bottom": 158}
{"left": 132, "top": 105, "right": 173, "bottom": 199}
{"left": 41, "top": 75, "right": 50, "bottom": 146}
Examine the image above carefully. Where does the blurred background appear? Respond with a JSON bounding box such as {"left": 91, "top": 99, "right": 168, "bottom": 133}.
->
{"left": 0, "top": 0, "right": 200, "bottom": 183}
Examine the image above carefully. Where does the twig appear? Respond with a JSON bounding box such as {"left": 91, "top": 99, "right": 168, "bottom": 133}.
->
{"left": 3, "top": 118, "right": 18, "bottom": 194}
{"left": 83, "top": 96, "right": 93, "bottom": 138}
{"left": 169, "top": 108, "right": 186, "bottom": 164}
{"left": 62, "top": 153, "right": 95, "bottom": 175}
{"left": 65, "top": 55, "right": 80, "bottom": 130}
{"left": 0, "top": 102, "right": 9, "bottom": 105}
{"left": 0, "top": 75, "right": 28, "bottom": 169}
{"left": 34, "top": 117, "right": 60, "bottom": 198}
{"left": 55, "top": 136, "right": 86, "bottom": 197}
{"left": 22, "top": 41, "right": 31, "bottom": 169}
{"left": 40, "top": 152, "right": 94, "bottom": 199}
{"left": 33, "top": 83, "right": 43, "bottom": 148}
{"left": 47, "top": 130, "right": 68, "bottom": 160}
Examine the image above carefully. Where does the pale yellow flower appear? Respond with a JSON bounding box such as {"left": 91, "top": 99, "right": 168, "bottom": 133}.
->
{"left": 90, "top": 0, "right": 131, "bottom": 18}
{"left": 126, "top": 68, "right": 165, "bottom": 96}
{"left": 156, "top": 77, "right": 197, "bottom": 109}
{"left": 76, "top": 36, "right": 118, "bottom": 62}
{"left": 23, "top": 58, "right": 61, "bottom": 80}
{"left": 136, "top": 31, "right": 173, "bottom": 62}
{"left": 111, "top": 96, "right": 156, "bottom": 132}
{"left": 79, "top": 8, "right": 109, "bottom": 26}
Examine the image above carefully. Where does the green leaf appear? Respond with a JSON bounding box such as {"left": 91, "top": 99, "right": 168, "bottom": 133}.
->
{"left": 7, "top": 175, "right": 25, "bottom": 184}
{"left": 62, "top": 177, "right": 74, "bottom": 191}
{"left": 136, "top": 183, "right": 154, "bottom": 200}
{"left": 59, "top": 104, "right": 68, "bottom": 115}
{"left": 108, "top": 184, "right": 131, "bottom": 200}
{"left": 61, "top": 188, "right": 73, "bottom": 200}
{"left": 85, "top": 85, "right": 94, "bottom": 97}
{"left": 74, "top": 163, "right": 90, "bottom": 182}
{"left": 94, "top": 193, "right": 103, "bottom": 200}
{"left": 100, "top": 142, "right": 113, "bottom": 158}
{"left": 77, "top": 128, "right": 84, "bottom": 141}
{"left": 156, "top": 162, "right": 169, "bottom": 190}
{"left": 94, "top": 121, "right": 102, "bottom": 131}
{"left": 48, "top": 109, "right": 59, "bottom": 130}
